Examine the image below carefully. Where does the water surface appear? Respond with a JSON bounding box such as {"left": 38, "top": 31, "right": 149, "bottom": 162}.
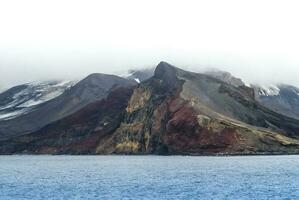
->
{"left": 0, "top": 155, "right": 299, "bottom": 199}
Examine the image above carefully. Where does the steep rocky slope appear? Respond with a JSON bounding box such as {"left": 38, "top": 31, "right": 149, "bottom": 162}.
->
{"left": 0, "top": 74, "right": 136, "bottom": 140}
{"left": 1, "top": 62, "right": 299, "bottom": 155}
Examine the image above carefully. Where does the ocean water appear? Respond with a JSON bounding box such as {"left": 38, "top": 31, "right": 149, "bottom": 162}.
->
{"left": 0, "top": 156, "right": 299, "bottom": 200}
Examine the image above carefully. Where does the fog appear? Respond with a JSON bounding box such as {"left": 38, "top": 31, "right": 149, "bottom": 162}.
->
{"left": 1, "top": 0, "right": 299, "bottom": 90}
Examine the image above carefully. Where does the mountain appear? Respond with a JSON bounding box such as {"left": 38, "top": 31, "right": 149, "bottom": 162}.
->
{"left": 253, "top": 84, "right": 299, "bottom": 120}
{"left": 1, "top": 62, "right": 299, "bottom": 155}
{"left": 0, "top": 74, "right": 136, "bottom": 140}
{"left": 0, "top": 80, "right": 76, "bottom": 120}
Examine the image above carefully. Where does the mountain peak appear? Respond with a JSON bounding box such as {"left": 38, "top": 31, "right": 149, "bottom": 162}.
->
{"left": 153, "top": 61, "right": 179, "bottom": 90}
{"left": 154, "top": 61, "right": 177, "bottom": 77}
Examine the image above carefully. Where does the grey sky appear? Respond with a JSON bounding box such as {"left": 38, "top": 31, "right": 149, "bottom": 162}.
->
{"left": 1, "top": 0, "right": 299, "bottom": 89}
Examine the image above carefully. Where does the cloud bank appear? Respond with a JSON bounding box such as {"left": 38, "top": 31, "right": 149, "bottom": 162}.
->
{"left": 1, "top": 0, "right": 299, "bottom": 89}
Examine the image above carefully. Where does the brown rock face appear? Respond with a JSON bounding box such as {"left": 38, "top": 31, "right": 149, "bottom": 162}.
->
{"left": 164, "top": 104, "right": 235, "bottom": 154}
{"left": 156, "top": 97, "right": 241, "bottom": 154}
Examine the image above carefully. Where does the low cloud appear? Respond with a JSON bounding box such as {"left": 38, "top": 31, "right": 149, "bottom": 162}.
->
{"left": 1, "top": 0, "right": 299, "bottom": 89}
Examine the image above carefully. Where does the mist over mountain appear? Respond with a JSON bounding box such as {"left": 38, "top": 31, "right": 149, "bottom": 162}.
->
{"left": 1, "top": 58, "right": 299, "bottom": 91}
{"left": 1, "top": 1, "right": 299, "bottom": 89}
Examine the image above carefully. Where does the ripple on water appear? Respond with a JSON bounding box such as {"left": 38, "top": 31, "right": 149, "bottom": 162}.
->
{"left": 0, "top": 155, "right": 299, "bottom": 200}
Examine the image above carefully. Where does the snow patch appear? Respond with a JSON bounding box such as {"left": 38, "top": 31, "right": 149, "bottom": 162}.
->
{"left": 17, "top": 89, "right": 66, "bottom": 108}
{"left": 0, "top": 80, "right": 76, "bottom": 120}
{"left": 119, "top": 72, "right": 134, "bottom": 78}
{"left": 259, "top": 85, "right": 280, "bottom": 96}
{"left": 134, "top": 78, "right": 140, "bottom": 83}
{"left": 0, "top": 109, "right": 29, "bottom": 120}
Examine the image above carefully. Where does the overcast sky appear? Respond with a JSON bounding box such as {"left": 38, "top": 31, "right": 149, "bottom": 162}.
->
{"left": 1, "top": 0, "right": 299, "bottom": 89}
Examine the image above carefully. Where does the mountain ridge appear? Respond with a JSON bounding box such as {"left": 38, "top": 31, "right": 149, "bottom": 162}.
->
{"left": 1, "top": 61, "right": 299, "bottom": 155}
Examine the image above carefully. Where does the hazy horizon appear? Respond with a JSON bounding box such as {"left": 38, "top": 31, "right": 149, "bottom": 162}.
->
{"left": 1, "top": 0, "right": 299, "bottom": 89}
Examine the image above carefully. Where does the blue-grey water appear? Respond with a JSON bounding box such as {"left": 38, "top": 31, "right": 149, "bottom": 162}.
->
{"left": 0, "top": 156, "right": 299, "bottom": 200}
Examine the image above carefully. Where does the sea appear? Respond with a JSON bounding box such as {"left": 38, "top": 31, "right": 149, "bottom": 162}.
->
{"left": 0, "top": 155, "right": 298, "bottom": 200}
